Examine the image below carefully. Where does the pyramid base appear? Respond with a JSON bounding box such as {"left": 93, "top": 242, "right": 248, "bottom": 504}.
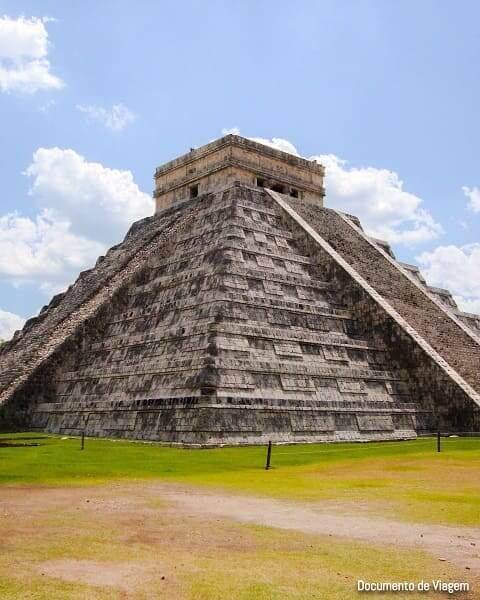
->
{"left": 28, "top": 397, "right": 430, "bottom": 447}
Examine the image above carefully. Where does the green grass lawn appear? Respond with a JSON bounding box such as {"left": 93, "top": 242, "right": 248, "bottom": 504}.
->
{"left": 1, "top": 432, "right": 479, "bottom": 526}
{"left": 1, "top": 433, "right": 478, "bottom": 599}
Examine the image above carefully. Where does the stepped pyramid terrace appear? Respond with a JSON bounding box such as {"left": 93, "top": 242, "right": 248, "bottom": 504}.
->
{"left": 0, "top": 134, "right": 479, "bottom": 446}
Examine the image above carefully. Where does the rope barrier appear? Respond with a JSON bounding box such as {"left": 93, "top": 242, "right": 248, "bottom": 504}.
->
{"left": 271, "top": 438, "right": 436, "bottom": 456}
{"left": 263, "top": 435, "right": 480, "bottom": 464}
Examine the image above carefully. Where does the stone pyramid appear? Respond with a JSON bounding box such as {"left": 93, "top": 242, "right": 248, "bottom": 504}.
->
{"left": 1, "top": 135, "right": 479, "bottom": 445}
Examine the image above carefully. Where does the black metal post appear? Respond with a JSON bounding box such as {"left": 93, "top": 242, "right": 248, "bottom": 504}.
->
{"left": 437, "top": 430, "right": 441, "bottom": 453}
{"left": 265, "top": 440, "right": 272, "bottom": 470}
{"left": 81, "top": 431, "right": 85, "bottom": 451}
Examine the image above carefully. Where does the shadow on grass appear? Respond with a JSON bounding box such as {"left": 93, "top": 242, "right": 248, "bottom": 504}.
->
{"left": 0, "top": 442, "right": 42, "bottom": 447}
{"left": 0, "top": 436, "right": 48, "bottom": 441}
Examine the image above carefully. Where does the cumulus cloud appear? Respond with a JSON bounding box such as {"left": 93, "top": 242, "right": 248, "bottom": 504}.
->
{"left": 250, "top": 136, "right": 300, "bottom": 156}
{"left": 0, "top": 211, "right": 105, "bottom": 292}
{"left": 462, "top": 186, "right": 480, "bottom": 213}
{"left": 222, "top": 129, "right": 441, "bottom": 246}
{"left": 314, "top": 154, "right": 443, "bottom": 245}
{"left": 25, "top": 147, "right": 153, "bottom": 242}
{"left": 0, "top": 308, "right": 25, "bottom": 340}
{"left": 76, "top": 103, "right": 135, "bottom": 131}
{"left": 417, "top": 244, "right": 480, "bottom": 314}
{"left": 0, "top": 15, "right": 63, "bottom": 93}
{"left": 0, "top": 148, "right": 153, "bottom": 296}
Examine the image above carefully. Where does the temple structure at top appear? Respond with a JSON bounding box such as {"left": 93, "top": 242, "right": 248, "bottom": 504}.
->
{"left": 153, "top": 134, "right": 325, "bottom": 211}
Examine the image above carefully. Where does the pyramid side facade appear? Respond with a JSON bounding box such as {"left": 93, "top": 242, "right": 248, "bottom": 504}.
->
{"left": 2, "top": 183, "right": 478, "bottom": 444}
{"left": 268, "top": 191, "right": 480, "bottom": 424}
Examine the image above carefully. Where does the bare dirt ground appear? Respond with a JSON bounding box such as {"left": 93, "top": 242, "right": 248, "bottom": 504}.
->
{"left": 1, "top": 482, "right": 478, "bottom": 598}
{"left": 38, "top": 559, "right": 140, "bottom": 592}
{"left": 159, "top": 485, "right": 480, "bottom": 572}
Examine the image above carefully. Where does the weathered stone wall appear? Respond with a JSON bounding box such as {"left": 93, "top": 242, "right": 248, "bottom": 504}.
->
{"left": 1, "top": 184, "right": 432, "bottom": 444}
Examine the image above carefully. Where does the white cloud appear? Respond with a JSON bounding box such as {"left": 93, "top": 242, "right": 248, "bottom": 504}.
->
{"left": 25, "top": 147, "right": 153, "bottom": 242}
{"left": 221, "top": 127, "right": 241, "bottom": 136}
{"left": 313, "top": 154, "right": 443, "bottom": 246}
{"left": 76, "top": 103, "right": 135, "bottom": 131}
{"left": 0, "top": 15, "right": 63, "bottom": 93}
{"left": 0, "top": 308, "right": 25, "bottom": 340}
{"left": 417, "top": 244, "right": 480, "bottom": 314}
{"left": 0, "top": 148, "right": 153, "bottom": 296}
{"left": 222, "top": 129, "right": 441, "bottom": 246}
{"left": 462, "top": 186, "right": 480, "bottom": 213}
{"left": 0, "top": 211, "right": 105, "bottom": 291}
{"left": 249, "top": 136, "right": 300, "bottom": 156}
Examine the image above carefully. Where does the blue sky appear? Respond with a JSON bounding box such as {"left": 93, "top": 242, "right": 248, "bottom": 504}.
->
{"left": 0, "top": 1, "right": 479, "bottom": 338}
